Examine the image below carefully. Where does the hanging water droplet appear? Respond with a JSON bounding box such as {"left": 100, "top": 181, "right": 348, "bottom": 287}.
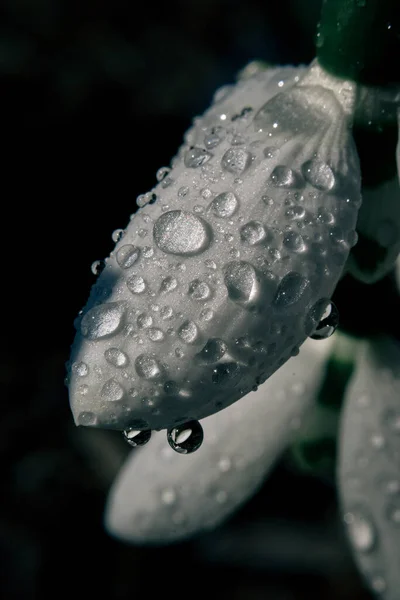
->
{"left": 135, "top": 354, "right": 163, "bottom": 379}
{"left": 212, "top": 362, "right": 241, "bottom": 385}
{"left": 127, "top": 275, "right": 146, "bottom": 294}
{"left": 273, "top": 272, "right": 310, "bottom": 309}
{"left": 240, "top": 221, "right": 266, "bottom": 245}
{"left": 101, "top": 378, "right": 125, "bottom": 401}
{"left": 310, "top": 301, "right": 339, "bottom": 339}
{"left": 197, "top": 338, "right": 227, "bottom": 363}
{"left": 167, "top": 420, "right": 204, "bottom": 454}
{"left": 224, "top": 261, "right": 258, "bottom": 304}
{"left": 156, "top": 167, "right": 171, "bottom": 182}
{"left": 184, "top": 147, "right": 213, "bottom": 168}
{"left": 188, "top": 279, "right": 211, "bottom": 301}
{"left": 116, "top": 245, "right": 140, "bottom": 269}
{"left": 221, "top": 148, "right": 252, "bottom": 174}
{"left": 123, "top": 428, "right": 151, "bottom": 447}
{"left": 344, "top": 510, "right": 376, "bottom": 553}
{"left": 153, "top": 210, "right": 212, "bottom": 256}
{"left": 270, "top": 165, "right": 297, "bottom": 188}
{"left": 104, "top": 348, "right": 129, "bottom": 368}
{"left": 112, "top": 228, "right": 125, "bottom": 243}
{"left": 302, "top": 159, "right": 335, "bottom": 191}
{"left": 80, "top": 302, "right": 125, "bottom": 340}
{"left": 160, "top": 276, "right": 178, "bottom": 293}
{"left": 210, "top": 191, "right": 238, "bottom": 218}
{"left": 177, "top": 320, "right": 198, "bottom": 344}
{"left": 91, "top": 259, "right": 105, "bottom": 275}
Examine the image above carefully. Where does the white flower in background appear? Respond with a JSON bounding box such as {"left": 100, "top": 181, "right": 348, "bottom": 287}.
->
{"left": 68, "top": 58, "right": 400, "bottom": 600}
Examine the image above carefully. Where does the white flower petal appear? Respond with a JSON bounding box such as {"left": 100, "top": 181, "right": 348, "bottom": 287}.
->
{"left": 347, "top": 177, "right": 400, "bottom": 284}
{"left": 339, "top": 337, "right": 400, "bottom": 599}
{"left": 68, "top": 61, "right": 361, "bottom": 432}
{"left": 105, "top": 336, "right": 335, "bottom": 544}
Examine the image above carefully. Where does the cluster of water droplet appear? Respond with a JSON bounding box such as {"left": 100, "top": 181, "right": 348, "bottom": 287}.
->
{"left": 68, "top": 62, "right": 360, "bottom": 433}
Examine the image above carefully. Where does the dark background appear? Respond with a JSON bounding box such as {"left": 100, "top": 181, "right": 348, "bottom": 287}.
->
{"left": 0, "top": 0, "right": 390, "bottom": 598}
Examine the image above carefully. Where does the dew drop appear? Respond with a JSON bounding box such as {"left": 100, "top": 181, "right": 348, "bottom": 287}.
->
{"left": 184, "top": 147, "right": 213, "bottom": 168}
{"left": 188, "top": 279, "right": 211, "bottom": 301}
{"left": 204, "top": 126, "right": 225, "bottom": 149}
{"left": 135, "top": 354, "right": 163, "bottom": 379}
{"left": 116, "top": 245, "right": 140, "bottom": 269}
{"left": 160, "top": 276, "right": 178, "bottom": 293}
{"left": 310, "top": 301, "right": 339, "bottom": 339}
{"left": 224, "top": 261, "right": 258, "bottom": 304}
{"left": 302, "top": 159, "right": 335, "bottom": 191}
{"left": 212, "top": 362, "right": 241, "bottom": 385}
{"left": 101, "top": 378, "right": 125, "bottom": 401}
{"left": 80, "top": 302, "right": 125, "bottom": 340}
{"left": 156, "top": 166, "right": 171, "bottom": 182}
{"left": 91, "top": 259, "right": 105, "bottom": 275}
{"left": 160, "top": 306, "right": 173, "bottom": 320}
{"left": 200, "top": 308, "right": 214, "bottom": 321}
{"left": 147, "top": 328, "right": 165, "bottom": 342}
{"left": 104, "top": 348, "right": 129, "bottom": 368}
{"left": 137, "top": 313, "right": 153, "bottom": 329}
{"left": 164, "top": 380, "right": 180, "bottom": 395}
{"left": 161, "top": 487, "right": 176, "bottom": 505}
{"left": 123, "top": 428, "right": 151, "bottom": 447}
{"left": 178, "top": 320, "right": 198, "bottom": 344}
{"left": 153, "top": 210, "right": 212, "bottom": 256}
{"left": 282, "top": 231, "right": 305, "bottom": 252}
{"left": 72, "top": 361, "right": 89, "bottom": 377}
{"left": 112, "top": 228, "right": 125, "bottom": 243}
{"left": 345, "top": 510, "right": 376, "bottom": 553}
{"left": 77, "top": 411, "right": 98, "bottom": 426}
{"left": 178, "top": 186, "right": 189, "bottom": 198}
{"left": 210, "top": 191, "right": 238, "bottom": 218}
{"left": 273, "top": 272, "right": 310, "bottom": 309}
{"left": 127, "top": 275, "right": 146, "bottom": 294}
{"left": 240, "top": 221, "right": 266, "bottom": 245}
{"left": 221, "top": 148, "right": 252, "bottom": 174}
{"left": 167, "top": 420, "right": 204, "bottom": 454}
{"left": 270, "top": 165, "right": 297, "bottom": 188}
{"left": 197, "top": 338, "right": 227, "bottom": 363}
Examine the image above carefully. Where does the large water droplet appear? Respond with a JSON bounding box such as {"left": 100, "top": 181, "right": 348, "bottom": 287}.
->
{"left": 302, "top": 159, "right": 335, "bottom": 191}
{"left": 184, "top": 147, "right": 213, "bottom": 168}
{"left": 104, "top": 348, "right": 129, "bottom": 368}
{"left": 224, "top": 261, "right": 258, "bottom": 304}
{"left": 212, "top": 362, "right": 241, "bottom": 385}
{"left": 197, "top": 338, "right": 227, "bottom": 363}
{"left": 221, "top": 148, "right": 251, "bottom": 174}
{"left": 178, "top": 320, "right": 198, "bottom": 344}
{"left": 153, "top": 210, "right": 212, "bottom": 256}
{"left": 210, "top": 191, "right": 238, "bottom": 218}
{"left": 135, "top": 354, "right": 163, "bottom": 379}
{"left": 273, "top": 272, "right": 310, "bottom": 309}
{"left": 188, "top": 279, "right": 211, "bottom": 301}
{"left": 126, "top": 275, "right": 146, "bottom": 294}
{"left": 101, "top": 378, "right": 125, "bottom": 401}
{"left": 345, "top": 510, "right": 376, "bottom": 553}
{"left": 116, "top": 245, "right": 140, "bottom": 269}
{"left": 167, "top": 420, "right": 204, "bottom": 454}
{"left": 80, "top": 302, "right": 125, "bottom": 340}
{"left": 240, "top": 221, "right": 266, "bottom": 245}
{"left": 123, "top": 428, "right": 151, "bottom": 447}
{"left": 270, "top": 165, "right": 297, "bottom": 188}
{"left": 310, "top": 301, "right": 339, "bottom": 339}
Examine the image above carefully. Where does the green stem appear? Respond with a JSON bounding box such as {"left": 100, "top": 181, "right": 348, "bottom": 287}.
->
{"left": 317, "top": 0, "right": 400, "bottom": 85}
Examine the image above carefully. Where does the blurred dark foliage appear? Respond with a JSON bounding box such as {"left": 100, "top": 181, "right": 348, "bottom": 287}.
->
{"left": 0, "top": 0, "right": 381, "bottom": 598}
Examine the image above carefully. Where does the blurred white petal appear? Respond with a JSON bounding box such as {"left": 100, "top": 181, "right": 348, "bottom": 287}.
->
{"left": 105, "top": 336, "right": 335, "bottom": 544}
{"left": 68, "top": 60, "right": 361, "bottom": 432}
{"left": 339, "top": 337, "right": 400, "bottom": 599}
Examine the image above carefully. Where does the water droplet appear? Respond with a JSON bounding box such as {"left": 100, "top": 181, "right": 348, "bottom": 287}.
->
{"left": 137, "top": 313, "right": 153, "bottom": 329}
{"left": 188, "top": 279, "right": 211, "bottom": 301}
{"left": 112, "top": 228, "right": 125, "bottom": 243}
{"left": 147, "top": 328, "right": 165, "bottom": 342}
{"left": 80, "top": 302, "right": 125, "bottom": 340}
{"left": 135, "top": 354, "right": 163, "bottom": 379}
{"left": 310, "top": 301, "right": 339, "bottom": 339}
{"left": 156, "top": 167, "right": 171, "bottom": 182}
{"left": 205, "top": 259, "right": 217, "bottom": 269}
{"left": 210, "top": 191, "right": 238, "bottom": 218}
{"left": 216, "top": 490, "right": 228, "bottom": 503}
{"left": 184, "top": 147, "right": 213, "bottom": 168}
{"left": 204, "top": 126, "right": 225, "bottom": 149}
{"left": 153, "top": 210, "right": 212, "bottom": 256}
{"left": 273, "top": 272, "right": 310, "bottom": 309}
{"left": 127, "top": 275, "right": 146, "bottom": 294}
{"left": 224, "top": 261, "right": 258, "bottom": 304}
{"left": 218, "top": 457, "right": 231, "bottom": 472}
{"left": 91, "top": 259, "right": 105, "bottom": 275}
{"left": 164, "top": 380, "right": 180, "bottom": 395}
{"left": 371, "top": 575, "right": 387, "bottom": 594}
{"left": 200, "top": 308, "right": 214, "bottom": 321}
{"left": 160, "top": 306, "right": 173, "bottom": 320}
{"left": 344, "top": 510, "right": 376, "bottom": 553}
{"left": 101, "top": 378, "right": 125, "bottom": 401}
{"left": 270, "top": 165, "right": 297, "bottom": 188}
{"left": 123, "top": 428, "right": 151, "bottom": 447}
{"left": 167, "top": 420, "right": 204, "bottom": 454}
{"left": 262, "top": 195, "right": 274, "bottom": 207}
{"left": 221, "top": 148, "right": 252, "bottom": 174}
{"left": 285, "top": 205, "right": 305, "bottom": 220}
{"left": 104, "top": 348, "right": 129, "bottom": 368}
{"left": 302, "top": 159, "right": 335, "bottom": 191}
{"left": 116, "top": 245, "right": 140, "bottom": 269}
{"left": 160, "top": 276, "right": 178, "bottom": 293}
{"left": 178, "top": 186, "right": 189, "bottom": 198}
{"left": 282, "top": 231, "right": 305, "bottom": 252}
{"left": 72, "top": 361, "right": 89, "bottom": 377}
{"left": 197, "top": 338, "right": 227, "bottom": 363}
{"left": 263, "top": 146, "right": 279, "bottom": 159}
{"left": 77, "top": 411, "right": 98, "bottom": 426}
{"left": 212, "top": 362, "right": 241, "bottom": 385}
{"left": 240, "top": 221, "right": 266, "bottom": 245}
{"left": 161, "top": 487, "right": 176, "bottom": 505}
{"left": 178, "top": 320, "right": 198, "bottom": 344}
